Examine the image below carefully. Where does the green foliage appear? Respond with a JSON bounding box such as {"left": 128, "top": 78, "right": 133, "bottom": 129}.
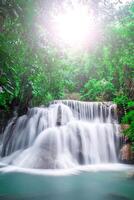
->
{"left": 0, "top": 0, "right": 133, "bottom": 126}
{"left": 122, "top": 101, "right": 134, "bottom": 143}
{"left": 80, "top": 2, "right": 134, "bottom": 105}
{"left": 0, "top": 17, "right": 65, "bottom": 109}
{"left": 81, "top": 79, "right": 115, "bottom": 101}
{"left": 123, "top": 110, "right": 134, "bottom": 125}
{"left": 113, "top": 94, "right": 129, "bottom": 107}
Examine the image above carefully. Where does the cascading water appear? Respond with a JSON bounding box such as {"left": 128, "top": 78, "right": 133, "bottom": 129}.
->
{"left": 0, "top": 100, "right": 120, "bottom": 169}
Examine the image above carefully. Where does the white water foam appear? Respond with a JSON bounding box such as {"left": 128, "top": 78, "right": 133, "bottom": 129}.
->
{"left": 0, "top": 101, "right": 121, "bottom": 169}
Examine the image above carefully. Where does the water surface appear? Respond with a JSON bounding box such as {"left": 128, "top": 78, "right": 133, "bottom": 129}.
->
{"left": 0, "top": 164, "right": 134, "bottom": 200}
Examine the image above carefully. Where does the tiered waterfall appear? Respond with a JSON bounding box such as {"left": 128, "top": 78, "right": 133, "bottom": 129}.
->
{"left": 0, "top": 100, "right": 120, "bottom": 169}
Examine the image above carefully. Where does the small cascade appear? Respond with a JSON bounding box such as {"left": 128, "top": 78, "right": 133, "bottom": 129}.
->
{"left": 54, "top": 100, "right": 117, "bottom": 123}
{"left": 0, "top": 100, "right": 120, "bottom": 169}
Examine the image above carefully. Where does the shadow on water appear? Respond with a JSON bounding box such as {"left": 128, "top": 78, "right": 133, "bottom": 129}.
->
{"left": 0, "top": 193, "right": 131, "bottom": 200}
{"left": 105, "top": 193, "right": 131, "bottom": 200}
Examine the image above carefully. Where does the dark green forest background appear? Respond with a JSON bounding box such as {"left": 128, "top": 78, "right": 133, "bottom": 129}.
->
{"left": 0, "top": 0, "right": 134, "bottom": 141}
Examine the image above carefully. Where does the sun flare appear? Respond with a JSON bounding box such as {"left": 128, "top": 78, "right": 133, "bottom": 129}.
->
{"left": 53, "top": 4, "right": 95, "bottom": 47}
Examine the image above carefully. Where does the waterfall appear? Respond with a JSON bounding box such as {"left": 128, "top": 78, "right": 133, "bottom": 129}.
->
{"left": 0, "top": 100, "right": 120, "bottom": 169}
